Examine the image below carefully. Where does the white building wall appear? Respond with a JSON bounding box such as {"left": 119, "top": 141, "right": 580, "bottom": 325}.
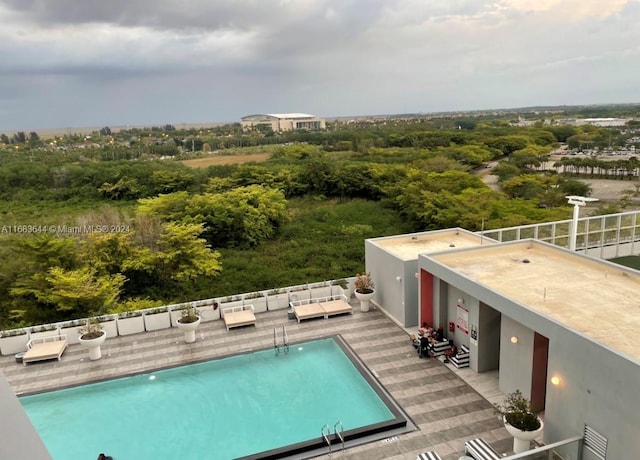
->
{"left": 364, "top": 239, "right": 423, "bottom": 327}
{"left": 499, "top": 316, "right": 535, "bottom": 397}
{"left": 0, "top": 372, "right": 52, "bottom": 459}
{"left": 420, "top": 252, "right": 640, "bottom": 459}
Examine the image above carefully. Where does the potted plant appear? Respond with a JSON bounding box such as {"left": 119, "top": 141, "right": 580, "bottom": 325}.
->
{"left": 496, "top": 390, "right": 543, "bottom": 453}
{"left": 78, "top": 318, "right": 107, "bottom": 361}
{"left": 176, "top": 305, "right": 201, "bottom": 343}
{"left": 354, "top": 272, "right": 375, "bottom": 312}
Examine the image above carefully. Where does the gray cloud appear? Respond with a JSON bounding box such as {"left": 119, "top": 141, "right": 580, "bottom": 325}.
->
{"left": 0, "top": 0, "right": 639, "bottom": 131}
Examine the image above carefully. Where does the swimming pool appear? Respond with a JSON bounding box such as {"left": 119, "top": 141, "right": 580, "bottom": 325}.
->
{"left": 20, "top": 335, "right": 411, "bottom": 459}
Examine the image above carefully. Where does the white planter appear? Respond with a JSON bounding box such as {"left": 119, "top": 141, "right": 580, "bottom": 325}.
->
{"left": 0, "top": 333, "right": 29, "bottom": 355}
{"left": 245, "top": 296, "right": 267, "bottom": 313}
{"left": 99, "top": 320, "right": 118, "bottom": 338}
{"left": 309, "top": 286, "right": 332, "bottom": 300}
{"left": 504, "top": 417, "right": 544, "bottom": 454}
{"left": 331, "top": 284, "right": 349, "bottom": 299}
{"left": 355, "top": 290, "right": 375, "bottom": 312}
{"left": 59, "top": 325, "right": 83, "bottom": 345}
{"left": 117, "top": 315, "right": 145, "bottom": 336}
{"left": 79, "top": 332, "right": 107, "bottom": 360}
{"left": 176, "top": 317, "right": 201, "bottom": 343}
{"left": 196, "top": 304, "right": 220, "bottom": 322}
{"left": 219, "top": 299, "right": 244, "bottom": 309}
{"left": 266, "top": 294, "right": 289, "bottom": 311}
{"left": 170, "top": 310, "right": 183, "bottom": 327}
{"left": 288, "top": 289, "right": 310, "bottom": 303}
{"left": 144, "top": 312, "right": 171, "bottom": 331}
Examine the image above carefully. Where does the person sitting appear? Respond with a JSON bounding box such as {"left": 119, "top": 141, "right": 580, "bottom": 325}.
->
{"left": 443, "top": 340, "right": 457, "bottom": 363}
{"left": 97, "top": 454, "right": 114, "bottom": 460}
{"left": 417, "top": 322, "right": 429, "bottom": 337}
{"left": 410, "top": 334, "right": 420, "bottom": 349}
{"left": 418, "top": 336, "right": 431, "bottom": 358}
{"left": 435, "top": 326, "right": 444, "bottom": 342}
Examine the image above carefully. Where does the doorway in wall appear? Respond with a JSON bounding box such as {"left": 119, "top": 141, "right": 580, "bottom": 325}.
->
{"left": 420, "top": 270, "right": 434, "bottom": 326}
{"left": 530, "top": 332, "right": 549, "bottom": 412}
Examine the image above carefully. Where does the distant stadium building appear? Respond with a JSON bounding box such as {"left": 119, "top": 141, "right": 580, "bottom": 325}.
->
{"left": 241, "top": 113, "right": 326, "bottom": 132}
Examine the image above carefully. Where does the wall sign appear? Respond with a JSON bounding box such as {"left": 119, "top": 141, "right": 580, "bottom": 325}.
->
{"left": 456, "top": 304, "right": 469, "bottom": 334}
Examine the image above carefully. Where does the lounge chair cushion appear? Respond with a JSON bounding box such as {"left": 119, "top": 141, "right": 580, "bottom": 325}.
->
{"left": 293, "top": 303, "right": 325, "bottom": 322}
{"left": 222, "top": 307, "right": 256, "bottom": 331}
{"left": 23, "top": 335, "right": 68, "bottom": 365}
{"left": 465, "top": 438, "right": 501, "bottom": 460}
{"left": 320, "top": 299, "right": 352, "bottom": 317}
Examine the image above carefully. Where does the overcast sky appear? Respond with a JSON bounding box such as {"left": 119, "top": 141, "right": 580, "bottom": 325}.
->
{"left": 1, "top": 0, "right": 639, "bottom": 132}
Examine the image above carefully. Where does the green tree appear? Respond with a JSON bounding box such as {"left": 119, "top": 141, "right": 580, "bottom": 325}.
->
{"left": 502, "top": 174, "right": 556, "bottom": 199}
{"left": 510, "top": 145, "right": 551, "bottom": 170}
{"left": 137, "top": 191, "right": 190, "bottom": 220}
{"left": 438, "top": 144, "right": 493, "bottom": 167}
{"left": 120, "top": 222, "right": 222, "bottom": 296}
{"left": 11, "top": 267, "right": 125, "bottom": 319}
{"left": 138, "top": 186, "right": 289, "bottom": 248}
{"left": 98, "top": 178, "right": 141, "bottom": 200}
{"left": 186, "top": 186, "right": 290, "bottom": 247}
{"left": 155, "top": 222, "right": 223, "bottom": 282}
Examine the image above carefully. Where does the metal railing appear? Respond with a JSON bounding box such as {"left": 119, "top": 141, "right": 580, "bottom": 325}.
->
{"left": 499, "top": 435, "right": 583, "bottom": 460}
{"left": 479, "top": 209, "right": 640, "bottom": 258}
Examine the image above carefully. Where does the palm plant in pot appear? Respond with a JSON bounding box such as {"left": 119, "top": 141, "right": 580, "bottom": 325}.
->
{"left": 176, "top": 305, "right": 201, "bottom": 343}
{"left": 78, "top": 318, "right": 107, "bottom": 361}
{"left": 354, "top": 272, "right": 375, "bottom": 312}
{"left": 496, "top": 390, "right": 543, "bottom": 453}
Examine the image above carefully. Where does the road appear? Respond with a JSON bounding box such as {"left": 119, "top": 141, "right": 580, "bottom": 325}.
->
{"left": 475, "top": 161, "right": 638, "bottom": 201}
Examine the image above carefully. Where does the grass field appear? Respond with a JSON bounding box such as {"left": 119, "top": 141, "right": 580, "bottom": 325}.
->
{"left": 181, "top": 153, "right": 271, "bottom": 168}
{"left": 609, "top": 255, "right": 640, "bottom": 270}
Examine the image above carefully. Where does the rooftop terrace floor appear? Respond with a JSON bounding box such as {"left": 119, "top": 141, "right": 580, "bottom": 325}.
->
{"left": 1, "top": 304, "right": 517, "bottom": 460}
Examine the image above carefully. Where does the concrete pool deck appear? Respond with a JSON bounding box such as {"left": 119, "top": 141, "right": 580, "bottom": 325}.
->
{"left": 1, "top": 305, "right": 515, "bottom": 460}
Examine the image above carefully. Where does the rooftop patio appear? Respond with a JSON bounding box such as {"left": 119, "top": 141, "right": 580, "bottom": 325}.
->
{"left": 1, "top": 302, "right": 518, "bottom": 460}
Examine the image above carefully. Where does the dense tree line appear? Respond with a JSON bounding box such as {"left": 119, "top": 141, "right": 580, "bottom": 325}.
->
{"left": 4, "top": 110, "right": 640, "bottom": 329}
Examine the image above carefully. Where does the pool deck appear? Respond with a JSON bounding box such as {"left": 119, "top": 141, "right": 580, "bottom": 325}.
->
{"left": 1, "top": 304, "right": 517, "bottom": 460}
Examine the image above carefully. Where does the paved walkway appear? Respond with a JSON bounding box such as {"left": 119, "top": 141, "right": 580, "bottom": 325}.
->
{"left": 1, "top": 305, "right": 514, "bottom": 460}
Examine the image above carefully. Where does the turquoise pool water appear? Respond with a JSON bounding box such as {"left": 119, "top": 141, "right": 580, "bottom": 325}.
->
{"left": 21, "top": 337, "right": 396, "bottom": 459}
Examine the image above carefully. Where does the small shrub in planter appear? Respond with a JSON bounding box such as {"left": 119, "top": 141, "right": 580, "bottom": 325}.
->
{"left": 78, "top": 318, "right": 104, "bottom": 340}
{"left": 178, "top": 306, "right": 200, "bottom": 324}
{"left": 496, "top": 390, "right": 541, "bottom": 431}
{"left": 354, "top": 272, "right": 374, "bottom": 294}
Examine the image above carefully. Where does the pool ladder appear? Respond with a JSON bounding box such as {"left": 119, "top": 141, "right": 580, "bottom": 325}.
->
{"left": 321, "top": 421, "right": 345, "bottom": 455}
{"left": 274, "top": 325, "right": 289, "bottom": 355}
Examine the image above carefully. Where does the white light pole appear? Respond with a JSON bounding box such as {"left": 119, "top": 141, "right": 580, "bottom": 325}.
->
{"left": 566, "top": 195, "right": 599, "bottom": 251}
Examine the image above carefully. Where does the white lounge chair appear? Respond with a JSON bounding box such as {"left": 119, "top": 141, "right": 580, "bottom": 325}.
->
{"left": 417, "top": 451, "right": 442, "bottom": 460}
{"left": 23, "top": 334, "right": 68, "bottom": 365}
{"left": 222, "top": 305, "right": 256, "bottom": 331}
{"left": 320, "top": 299, "right": 353, "bottom": 318}
{"left": 293, "top": 303, "right": 326, "bottom": 323}
{"left": 465, "top": 438, "right": 501, "bottom": 460}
